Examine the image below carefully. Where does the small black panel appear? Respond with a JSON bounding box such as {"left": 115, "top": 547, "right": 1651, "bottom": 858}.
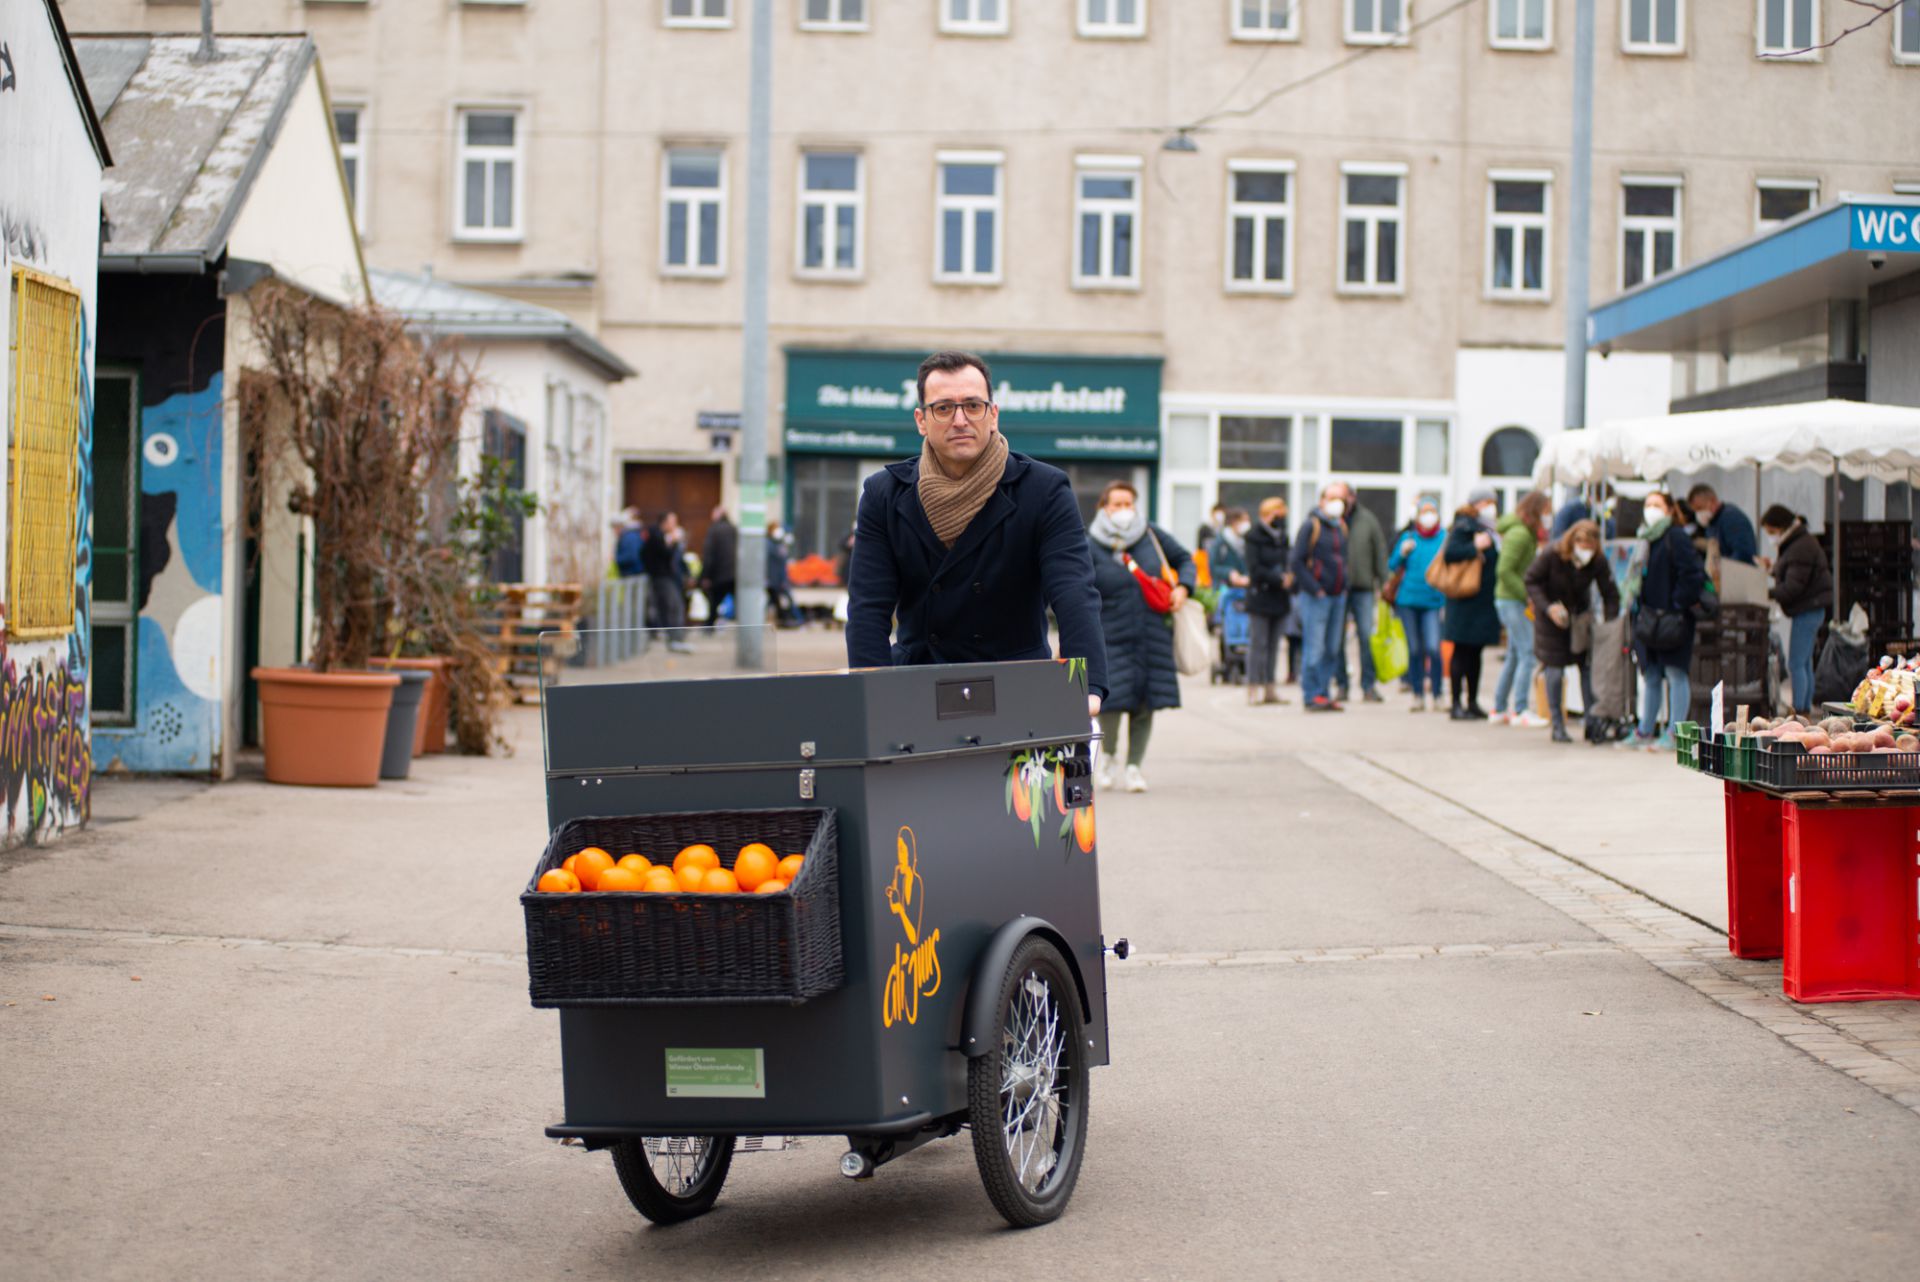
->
{"left": 936, "top": 677, "right": 996, "bottom": 720}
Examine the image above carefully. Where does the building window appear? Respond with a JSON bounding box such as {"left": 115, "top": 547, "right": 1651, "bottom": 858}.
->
{"left": 935, "top": 151, "right": 1002, "bottom": 284}
{"left": 801, "top": 0, "right": 865, "bottom": 30}
{"left": 1898, "top": 0, "right": 1920, "bottom": 62}
{"left": 1346, "top": 0, "right": 1407, "bottom": 43}
{"left": 1620, "top": 178, "right": 1680, "bottom": 289}
{"left": 1080, "top": 0, "right": 1146, "bottom": 38}
{"left": 1481, "top": 426, "right": 1541, "bottom": 478}
{"left": 1074, "top": 158, "right": 1142, "bottom": 289}
{"left": 666, "top": 0, "right": 731, "bottom": 26}
{"left": 1757, "top": 0, "right": 1818, "bottom": 57}
{"left": 455, "top": 108, "right": 523, "bottom": 240}
{"left": 6, "top": 268, "right": 82, "bottom": 639}
{"left": 942, "top": 0, "right": 1007, "bottom": 34}
{"left": 90, "top": 369, "right": 140, "bottom": 724}
{"left": 662, "top": 147, "right": 726, "bottom": 275}
{"left": 1330, "top": 417, "right": 1402, "bottom": 474}
{"left": 1487, "top": 172, "right": 1550, "bottom": 299}
{"left": 1339, "top": 164, "right": 1405, "bottom": 294}
{"left": 1234, "top": 0, "right": 1299, "bottom": 40}
{"left": 334, "top": 103, "right": 368, "bottom": 233}
{"left": 1220, "top": 416, "right": 1291, "bottom": 471}
{"left": 798, "top": 151, "right": 863, "bottom": 277}
{"left": 1756, "top": 178, "right": 1818, "bottom": 229}
{"left": 1491, "top": 0, "right": 1550, "bottom": 48}
{"left": 1623, "top": 0, "right": 1684, "bottom": 52}
{"left": 1226, "top": 161, "right": 1294, "bottom": 293}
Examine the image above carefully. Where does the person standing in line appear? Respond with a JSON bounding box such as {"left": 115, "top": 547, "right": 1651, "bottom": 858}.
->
{"left": 640, "top": 511, "right": 693, "bottom": 653}
{"left": 1088, "top": 481, "right": 1195, "bottom": 792}
{"left": 1625, "top": 491, "right": 1705, "bottom": 750}
{"left": 1388, "top": 498, "right": 1448, "bottom": 712}
{"left": 1688, "top": 483, "right": 1759, "bottom": 566}
{"left": 1758, "top": 504, "right": 1833, "bottom": 718}
{"left": 1491, "top": 490, "right": 1553, "bottom": 727}
{"left": 1239, "top": 499, "right": 1294, "bottom": 707}
{"left": 1196, "top": 503, "right": 1228, "bottom": 561}
{"left": 1442, "top": 488, "right": 1503, "bottom": 720}
{"left": 700, "top": 505, "right": 738, "bottom": 627}
{"left": 614, "top": 507, "right": 645, "bottom": 579}
{"left": 1332, "top": 482, "right": 1389, "bottom": 704}
{"left": 1290, "top": 484, "right": 1350, "bottom": 713}
{"left": 766, "top": 519, "right": 799, "bottom": 626}
{"left": 1526, "top": 519, "right": 1620, "bottom": 743}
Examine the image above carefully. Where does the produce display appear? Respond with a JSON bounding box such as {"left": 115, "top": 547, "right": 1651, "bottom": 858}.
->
{"left": 1850, "top": 652, "right": 1919, "bottom": 726}
{"left": 535, "top": 842, "right": 803, "bottom": 894}
{"left": 1746, "top": 715, "right": 1919, "bottom": 755}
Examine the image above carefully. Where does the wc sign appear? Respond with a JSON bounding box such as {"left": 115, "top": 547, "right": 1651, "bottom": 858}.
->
{"left": 1849, "top": 204, "right": 1920, "bottom": 253}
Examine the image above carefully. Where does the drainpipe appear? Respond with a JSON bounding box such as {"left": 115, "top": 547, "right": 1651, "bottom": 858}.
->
{"left": 195, "top": 0, "right": 217, "bottom": 62}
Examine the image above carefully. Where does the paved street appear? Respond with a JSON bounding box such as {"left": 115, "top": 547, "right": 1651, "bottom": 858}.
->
{"left": 6, "top": 631, "right": 1920, "bottom": 1281}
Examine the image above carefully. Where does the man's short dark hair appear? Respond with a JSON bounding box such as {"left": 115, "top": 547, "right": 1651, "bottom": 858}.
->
{"left": 1687, "top": 483, "right": 1718, "bottom": 504}
{"left": 1097, "top": 479, "right": 1138, "bottom": 507}
{"left": 917, "top": 351, "right": 994, "bottom": 406}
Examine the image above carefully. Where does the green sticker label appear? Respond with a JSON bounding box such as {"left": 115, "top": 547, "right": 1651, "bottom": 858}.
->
{"left": 665, "top": 1048, "right": 766, "bottom": 1099}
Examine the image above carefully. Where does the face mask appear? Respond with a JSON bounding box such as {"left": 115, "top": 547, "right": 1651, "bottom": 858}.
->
{"left": 1416, "top": 512, "right": 1439, "bottom": 531}
{"left": 1232, "top": 523, "right": 1251, "bottom": 537}
{"left": 1477, "top": 503, "right": 1498, "bottom": 521}
{"left": 1693, "top": 508, "right": 1713, "bottom": 526}
{"left": 1574, "top": 546, "right": 1595, "bottom": 566}
{"left": 1644, "top": 505, "right": 1668, "bottom": 523}
{"left": 1322, "top": 499, "right": 1346, "bottom": 519}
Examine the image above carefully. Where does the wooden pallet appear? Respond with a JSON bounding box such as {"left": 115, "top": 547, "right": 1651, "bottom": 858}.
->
{"left": 483, "top": 583, "right": 584, "bottom": 703}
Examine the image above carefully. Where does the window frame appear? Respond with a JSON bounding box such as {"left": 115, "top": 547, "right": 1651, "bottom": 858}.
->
{"left": 1232, "top": 0, "right": 1300, "bottom": 41}
{"left": 89, "top": 365, "right": 141, "bottom": 726}
{"left": 664, "top": 0, "right": 733, "bottom": 29}
{"left": 799, "top": 0, "right": 867, "bottom": 32}
{"left": 1078, "top": 0, "right": 1147, "bottom": 39}
{"left": 1621, "top": 0, "right": 1685, "bottom": 54}
{"left": 452, "top": 105, "right": 525, "bottom": 243}
{"left": 332, "top": 100, "right": 369, "bottom": 235}
{"left": 934, "top": 149, "right": 1005, "bottom": 286}
{"left": 1618, "top": 174, "right": 1683, "bottom": 292}
{"left": 1337, "top": 161, "right": 1408, "bottom": 296}
{"left": 660, "top": 145, "right": 728, "bottom": 278}
{"left": 1485, "top": 168, "right": 1553, "bottom": 302}
{"left": 795, "top": 149, "right": 866, "bottom": 280}
{"left": 941, "top": 0, "right": 1010, "bottom": 35}
{"left": 1489, "top": 0, "right": 1552, "bottom": 50}
{"left": 1345, "top": 0, "right": 1409, "bottom": 45}
{"left": 1224, "top": 158, "right": 1296, "bottom": 296}
{"left": 1756, "top": 0, "right": 1821, "bottom": 60}
{"left": 1072, "top": 154, "right": 1144, "bottom": 291}
{"left": 1896, "top": 0, "right": 1920, "bottom": 64}
{"left": 1755, "top": 177, "right": 1820, "bottom": 230}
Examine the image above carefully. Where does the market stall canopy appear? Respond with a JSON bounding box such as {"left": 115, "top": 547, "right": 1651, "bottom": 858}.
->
{"left": 1534, "top": 400, "right": 1920, "bottom": 488}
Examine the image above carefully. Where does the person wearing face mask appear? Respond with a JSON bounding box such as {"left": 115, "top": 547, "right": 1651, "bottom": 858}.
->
{"left": 1758, "top": 504, "right": 1833, "bottom": 717}
{"left": 1331, "top": 483, "right": 1390, "bottom": 705}
{"left": 1387, "top": 499, "right": 1448, "bottom": 711}
{"left": 1687, "top": 484, "right": 1757, "bottom": 566}
{"left": 1526, "top": 519, "right": 1621, "bottom": 743}
{"left": 1441, "top": 488, "right": 1504, "bottom": 720}
{"left": 1087, "top": 480, "right": 1196, "bottom": 792}
{"left": 1491, "top": 490, "right": 1554, "bottom": 728}
{"left": 1625, "top": 490, "right": 1706, "bottom": 750}
{"left": 1290, "top": 485, "right": 1351, "bottom": 712}
{"left": 1241, "top": 498, "right": 1295, "bottom": 706}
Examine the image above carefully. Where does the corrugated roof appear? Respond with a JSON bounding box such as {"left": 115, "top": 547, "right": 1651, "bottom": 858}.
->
{"left": 369, "top": 268, "right": 637, "bottom": 382}
{"left": 74, "top": 34, "right": 313, "bottom": 268}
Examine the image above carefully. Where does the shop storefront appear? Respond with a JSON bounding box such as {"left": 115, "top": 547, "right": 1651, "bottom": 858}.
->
{"left": 783, "top": 349, "right": 1162, "bottom": 561}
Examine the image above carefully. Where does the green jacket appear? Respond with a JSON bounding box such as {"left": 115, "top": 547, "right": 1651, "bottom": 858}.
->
{"left": 1495, "top": 513, "right": 1537, "bottom": 601}
{"left": 1345, "top": 505, "right": 1390, "bottom": 592}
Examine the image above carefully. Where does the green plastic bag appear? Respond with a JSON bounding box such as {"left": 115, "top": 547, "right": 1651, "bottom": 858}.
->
{"left": 1371, "top": 598, "right": 1409, "bottom": 684}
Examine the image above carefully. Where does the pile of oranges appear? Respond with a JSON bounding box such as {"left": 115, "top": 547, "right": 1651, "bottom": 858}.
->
{"left": 536, "top": 842, "right": 805, "bottom": 896}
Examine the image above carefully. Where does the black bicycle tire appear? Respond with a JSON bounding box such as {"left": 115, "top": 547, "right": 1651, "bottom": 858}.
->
{"left": 610, "top": 1135, "right": 734, "bottom": 1224}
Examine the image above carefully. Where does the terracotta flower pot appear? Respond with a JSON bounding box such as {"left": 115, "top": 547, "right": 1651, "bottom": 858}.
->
{"left": 252, "top": 667, "right": 400, "bottom": 787}
{"left": 371, "top": 655, "right": 452, "bottom": 755}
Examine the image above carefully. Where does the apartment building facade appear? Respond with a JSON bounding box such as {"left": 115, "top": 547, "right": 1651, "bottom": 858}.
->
{"left": 68, "top": 0, "right": 1920, "bottom": 562}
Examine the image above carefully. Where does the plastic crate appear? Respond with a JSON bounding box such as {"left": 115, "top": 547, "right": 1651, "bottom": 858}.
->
{"left": 1782, "top": 800, "right": 1920, "bottom": 1002}
{"left": 1719, "top": 733, "right": 1757, "bottom": 784}
{"left": 1674, "top": 721, "right": 1702, "bottom": 771}
{"left": 1752, "top": 740, "right": 1920, "bottom": 792}
{"left": 521, "top": 807, "right": 842, "bottom": 1008}
{"left": 1723, "top": 783, "right": 1785, "bottom": 960}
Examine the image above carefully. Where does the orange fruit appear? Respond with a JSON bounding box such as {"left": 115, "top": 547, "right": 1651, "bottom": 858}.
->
{"left": 673, "top": 844, "right": 720, "bottom": 876}
{"left": 562, "top": 854, "right": 580, "bottom": 875}
{"left": 538, "top": 868, "right": 581, "bottom": 893}
{"left": 733, "top": 845, "right": 779, "bottom": 892}
{"left": 777, "top": 854, "right": 805, "bottom": 884}
{"left": 675, "top": 863, "right": 709, "bottom": 893}
{"left": 642, "top": 868, "right": 681, "bottom": 894}
{"left": 617, "top": 854, "right": 651, "bottom": 874}
{"left": 754, "top": 878, "right": 789, "bottom": 895}
{"left": 572, "top": 849, "right": 616, "bottom": 891}
{"left": 701, "top": 867, "right": 741, "bottom": 895}
{"left": 596, "top": 865, "right": 644, "bottom": 893}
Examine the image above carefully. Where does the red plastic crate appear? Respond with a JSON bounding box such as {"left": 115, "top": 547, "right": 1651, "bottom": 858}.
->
{"left": 1782, "top": 802, "right": 1920, "bottom": 1003}
{"left": 1723, "top": 782, "right": 1784, "bottom": 960}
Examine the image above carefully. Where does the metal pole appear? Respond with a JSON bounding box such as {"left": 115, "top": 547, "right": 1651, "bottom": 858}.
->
{"left": 734, "top": 0, "right": 773, "bottom": 671}
{"left": 1562, "top": 0, "right": 1595, "bottom": 434}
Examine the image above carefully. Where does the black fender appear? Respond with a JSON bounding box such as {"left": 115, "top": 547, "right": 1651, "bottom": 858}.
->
{"left": 960, "top": 916, "right": 1092, "bottom": 1058}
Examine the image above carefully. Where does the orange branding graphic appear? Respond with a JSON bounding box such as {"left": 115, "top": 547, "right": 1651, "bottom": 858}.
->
{"left": 882, "top": 826, "right": 943, "bottom": 1029}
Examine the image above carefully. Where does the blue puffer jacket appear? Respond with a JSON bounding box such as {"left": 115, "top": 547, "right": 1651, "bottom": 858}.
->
{"left": 1387, "top": 523, "right": 1447, "bottom": 611}
{"left": 1089, "top": 524, "right": 1196, "bottom": 714}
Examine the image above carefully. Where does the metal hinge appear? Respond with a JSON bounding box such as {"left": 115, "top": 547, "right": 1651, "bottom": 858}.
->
{"left": 798, "top": 768, "right": 815, "bottom": 800}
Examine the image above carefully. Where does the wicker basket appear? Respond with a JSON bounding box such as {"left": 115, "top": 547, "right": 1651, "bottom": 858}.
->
{"left": 522, "top": 808, "right": 842, "bottom": 1007}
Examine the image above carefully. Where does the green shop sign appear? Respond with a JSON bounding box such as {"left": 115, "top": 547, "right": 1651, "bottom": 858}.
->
{"left": 784, "top": 348, "right": 1162, "bottom": 460}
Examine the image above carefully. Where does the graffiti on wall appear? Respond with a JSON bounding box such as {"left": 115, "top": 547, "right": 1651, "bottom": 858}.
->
{"left": 0, "top": 626, "right": 91, "bottom": 843}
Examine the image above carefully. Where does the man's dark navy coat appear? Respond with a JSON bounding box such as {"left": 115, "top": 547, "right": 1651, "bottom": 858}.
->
{"left": 845, "top": 450, "right": 1109, "bottom": 698}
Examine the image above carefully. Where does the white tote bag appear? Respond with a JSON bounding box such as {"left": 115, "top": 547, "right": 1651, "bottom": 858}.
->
{"left": 1170, "top": 598, "right": 1210, "bottom": 677}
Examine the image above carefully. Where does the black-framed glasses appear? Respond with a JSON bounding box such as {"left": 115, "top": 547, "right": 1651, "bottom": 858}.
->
{"left": 920, "top": 398, "right": 993, "bottom": 423}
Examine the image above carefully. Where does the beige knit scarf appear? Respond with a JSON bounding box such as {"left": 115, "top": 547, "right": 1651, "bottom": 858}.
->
{"left": 917, "top": 430, "right": 1009, "bottom": 547}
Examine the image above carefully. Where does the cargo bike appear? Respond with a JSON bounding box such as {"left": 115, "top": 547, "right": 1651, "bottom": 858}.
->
{"left": 521, "top": 628, "right": 1124, "bottom": 1228}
